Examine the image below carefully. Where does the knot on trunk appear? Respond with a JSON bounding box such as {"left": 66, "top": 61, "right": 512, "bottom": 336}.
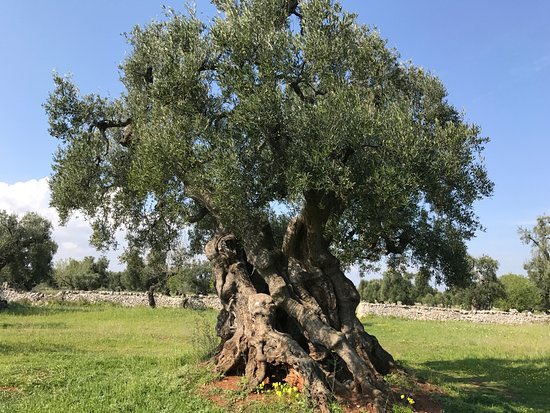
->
{"left": 205, "top": 233, "right": 239, "bottom": 262}
{"left": 248, "top": 293, "right": 275, "bottom": 319}
{"left": 246, "top": 246, "right": 274, "bottom": 270}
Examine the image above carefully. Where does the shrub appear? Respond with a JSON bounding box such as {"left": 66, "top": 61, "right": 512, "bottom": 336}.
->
{"left": 358, "top": 279, "right": 382, "bottom": 303}
{"left": 380, "top": 268, "right": 415, "bottom": 305}
{"left": 496, "top": 273, "right": 541, "bottom": 312}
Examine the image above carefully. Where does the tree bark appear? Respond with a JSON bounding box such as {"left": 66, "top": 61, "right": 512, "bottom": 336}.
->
{"left": 147, "top": 286, "right": 156, "bottom": 308}
{"left": 205, "top": 203, "right": 400, "bottom": 412}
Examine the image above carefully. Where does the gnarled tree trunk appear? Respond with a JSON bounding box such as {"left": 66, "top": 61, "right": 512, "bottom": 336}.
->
{"left": 205, "top": 200, "right": 400, "bottom": 412}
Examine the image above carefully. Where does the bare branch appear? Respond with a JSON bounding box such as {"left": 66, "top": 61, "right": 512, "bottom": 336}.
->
{"left": 187, "top": 206, "right": 209, "bottom": 224}
{"left": 94, "top": 118, "right": 132, "bottom": 134}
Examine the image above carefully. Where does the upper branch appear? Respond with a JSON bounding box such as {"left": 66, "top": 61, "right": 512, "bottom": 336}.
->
{"left": 187, "top": 205, "right": 210, "bottom": 224}
{"left": 94, "top": 118, "right": 132, "bottom": 134}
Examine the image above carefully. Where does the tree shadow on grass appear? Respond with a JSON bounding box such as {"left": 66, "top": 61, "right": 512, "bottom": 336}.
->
{"left": 0, "top": 341, "right": 80, "bottom": 356}
{"left": 414, "top": 356, "right": 550, "bottom": 412}
{"left": 1, "top": 321, "right": 68, "bottom": 329}
{"left": 0, "top": 302, "right": 94, "bottom": 316}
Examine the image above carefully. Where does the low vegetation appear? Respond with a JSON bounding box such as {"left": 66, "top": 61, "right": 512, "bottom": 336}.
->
{"left": 358, "top": 256, "right": 545, "bottom": 313}
{"left": 364, "top": 315, "right": 550, "bottom": 412}
{"left": 1, "top": 302, "right": 548, "bottom": 412}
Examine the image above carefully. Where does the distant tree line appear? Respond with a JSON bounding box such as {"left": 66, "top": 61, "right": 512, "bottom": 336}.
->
{"left": 358, "top": 214, "right": 550, "bottom": 313}
{"left": 51, "top": 249, "right": 214, "bottom": 296}
{"left": 359, "top": 255, "right": 543, "bottom": 312}
{"left": 2, "top": 208, "right": 548, "bottom": 312}
{"left": 1, "top": 209, "right": 213, "bottom": 296}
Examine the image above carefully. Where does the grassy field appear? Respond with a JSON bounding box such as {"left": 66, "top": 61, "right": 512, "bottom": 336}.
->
{"left": 363, "top": 316, "right": 550, "bottom": 413}
{"left": 0, "top": 303, "right": 548, "bottom": 413}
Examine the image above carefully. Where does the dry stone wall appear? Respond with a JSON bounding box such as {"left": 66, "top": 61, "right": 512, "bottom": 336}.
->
{"left": 2, "top": 284, "right": 548, "bottom": 324}
{"left": 356, "top": 302, "right": 550, "bottom": 325}
{"left": 0, "top": 285, "right": 222, "bottom": 311}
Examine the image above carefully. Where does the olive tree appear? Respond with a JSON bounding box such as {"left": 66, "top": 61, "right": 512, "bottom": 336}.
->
{"left": 53, "top": 256, "right": 109, "bottom": 290}
{"left": 44, "top": 1, "right": 492, "bottom": 410}
{"left": 0, "top": 210, "right": 58, "bottom": 290}
{"left": 519, "top": 216, "right": 550, "bottom": 311}
{"left": 496, "top": 273, "right": 541, "bottom": 312}
{"left": 466, "top": 255, "right": 505, "bottom": 310}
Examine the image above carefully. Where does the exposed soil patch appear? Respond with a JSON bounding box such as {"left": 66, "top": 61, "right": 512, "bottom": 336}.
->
{"left": 201, "top": 375, "right": 265, "bottom": 410}
{"left": 203, "top": 374, "right": 445, "bottom": 412}
{"left": 0, "top": 386, "right": 22, "bottom": 393}
{"left": 404, "top": 381, "right": 446, "bottom": 413}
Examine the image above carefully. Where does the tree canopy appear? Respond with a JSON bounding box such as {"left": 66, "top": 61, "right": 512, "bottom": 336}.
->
{"left": 0, "top": 210, "right": 58, "bottom": 290}
{"left": 54, "top": 256, "right": 110, "bottom": 291}
{"left": 497, "top": 273, "right": 541, "bottom": 312}
{"left": 45, "top": 0, "right": 491, "bottom": 286}
{"left": 466, "top": 255, "right": 504, "bottom": 310}
{"left": 520, "top": 215, "right": 550, "bottom": 311}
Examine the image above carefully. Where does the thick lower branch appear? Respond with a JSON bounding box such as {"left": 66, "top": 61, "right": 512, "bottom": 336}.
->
{"left": 207, "top": 231, "right": 398, "bottom": 412}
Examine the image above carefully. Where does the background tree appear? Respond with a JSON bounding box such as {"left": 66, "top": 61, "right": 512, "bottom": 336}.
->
{"left": 466, "top": 255, "right": 505, "bottom": 310}
{"left": 167, "top": 259, "right": 213, "bottom": 295}
{"left": 357, "top": 278, "right": 382, "bottom": 303}
{"left": 54, "top": 256, "right": 110, "bottom": 290}
{"left": 0, "top": 210, "right": 58, "bottom": 290}
{"left": 519, "top": 215, "right": 550, "bottom": 311}
{"left": 166, "top": 243, "right": 213, "bottom": 295}
{"left": 413, "top": 267, "right": 436, "bottom": 302}
{"left": 496, "top": 273, "right": 541, "bottom": 312}
{"left": 379, "top": 267, "right": 415, "bottom": 305}
{"left": 44, "top": 1, "right": 493, "bottom": 410}
{"left": 120, "top": 248, "right": 147, "bottom": 291}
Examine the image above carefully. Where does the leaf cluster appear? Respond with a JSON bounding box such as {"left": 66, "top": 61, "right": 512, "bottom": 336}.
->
{"left": 45, "top": 0, "right": 493, "bottom": 286}
{"left": 0, "top": 210, "right": 58, "bottom": 290}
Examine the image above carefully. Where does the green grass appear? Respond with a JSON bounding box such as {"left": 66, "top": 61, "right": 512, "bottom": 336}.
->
{"left": 0, "top": 303, "right": 222, "bottom": 413}
{"left": 0, "top": 303, "right": 312, "bottom": 413}
{"left": 1, "top": 303, "right": 548, "bottom": 412}
{"left": 363, "top": 315, "right": 550, "bottom": 413}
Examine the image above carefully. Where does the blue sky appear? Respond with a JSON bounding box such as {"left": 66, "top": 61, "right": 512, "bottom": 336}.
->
{"left": 0, "top": 1, "right": 548, "bottom": 279}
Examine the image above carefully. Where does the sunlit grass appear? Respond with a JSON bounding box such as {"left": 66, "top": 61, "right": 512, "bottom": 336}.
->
{"left": 0, "top": 303, "right": 222, "bottom": 413}
{"left": 363, "top": 315, "right": 550, "bottom": 412}
{"left": 1, "top": 303, "right": 548, "bottom": 412}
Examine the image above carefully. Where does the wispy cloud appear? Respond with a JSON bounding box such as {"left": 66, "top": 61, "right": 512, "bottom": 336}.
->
{"left": 0, "top": 178, "right": 125, "bottom": 270}
{"left": 510, "top": 54, "right": 550, "bottom": 79}
{"left": 533, "top": 55, "right": 550, "bottom": 72}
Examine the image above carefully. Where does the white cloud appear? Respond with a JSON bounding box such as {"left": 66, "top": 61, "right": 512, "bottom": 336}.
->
{"left": 0, "top": 178, "right": 125, "bottom": 270}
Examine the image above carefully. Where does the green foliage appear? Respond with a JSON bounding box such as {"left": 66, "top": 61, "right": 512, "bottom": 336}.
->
{"left": 53, "top": 256, "right": 110, "bottom": 290}
{"left": 496, "top": 273, "right": 541, "bottom": 312}
{"left": 45, "top": 0, "right": 492, "bottom": 287}
{"left": 413, "top": 267, "right": 436, "bottom": 300}
{"left": 119, "top": 247, "right": 148, "bottom": 291}
{"left": 358, "top": 278, "right": 382, "bottom": 303}
{"left": 420, "top": 292, "right": 436, "bottom": 307}
{"left": 0, "top": 210, "right": 58, "bottom": 290}
{"left": 519, "top": 216, "right": 550, "bottom": 311}
{"left": 465, "top": 255, "right": 505, "bottom": 310}
{"left": 119, "top": 245, "right": 214, "bottom": 294}
{"left": 167, "top": 259, "right": 213, "bottom": 295}
{"left": 380, "top": 267, "right": 415, "bottom": 304}
{"left": 360, "top": 267, "right": 437, "bottom": 304}
{"left": 103, "top": 270, "right": 125, "bottom": 291}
